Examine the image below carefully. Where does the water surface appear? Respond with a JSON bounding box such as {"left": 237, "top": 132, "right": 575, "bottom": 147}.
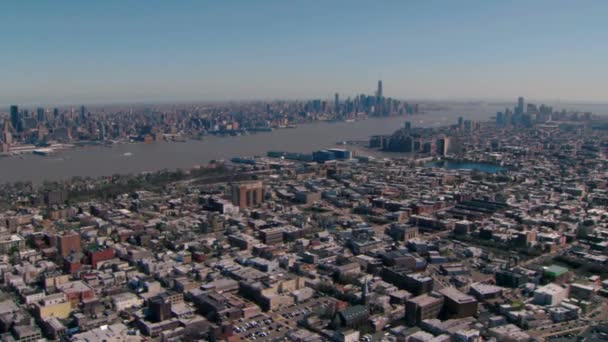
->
{"left": 0, "top": 101, "right": 581, "bottom": 184}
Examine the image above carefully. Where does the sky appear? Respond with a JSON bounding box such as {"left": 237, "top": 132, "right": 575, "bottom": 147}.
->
{"left": 1, "top": 0, "right": 608, "bottom": 106}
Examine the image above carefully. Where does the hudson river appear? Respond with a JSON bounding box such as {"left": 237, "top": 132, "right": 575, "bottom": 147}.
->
{"left": 1, "top": 101, "right": 605, "bottom": 184}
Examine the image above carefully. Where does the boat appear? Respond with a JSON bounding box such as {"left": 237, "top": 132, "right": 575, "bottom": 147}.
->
{"left": 33, "top": 148, "right": 54, "bottom": 156}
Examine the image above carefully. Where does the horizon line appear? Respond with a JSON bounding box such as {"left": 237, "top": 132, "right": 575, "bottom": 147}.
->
{"left": 2, "top": 96, "right": 608, "bottom": 110}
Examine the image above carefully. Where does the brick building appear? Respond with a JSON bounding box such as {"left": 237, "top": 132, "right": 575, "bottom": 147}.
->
{"left": 231, "top": 181, "right": 264, "bottom": 209}
{"left": 57, "top": 232, "right": 81, "bottom": 258}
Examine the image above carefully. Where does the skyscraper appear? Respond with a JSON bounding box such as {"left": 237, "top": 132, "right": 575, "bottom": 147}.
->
{"left": 496, "top": 112, "right": 505, "bottom": 126}
{"left": 80, "top": 105, "right": 86, "bottom": 121}
{"left": 37, "top": 107, "right": 45, "bottom": 123}
{"left": 334, "top": 93, "right": 340, "bottom": 114}
{"left": 436, "top": 137, "right": 450, "bottom": 156}
{"left": 10, "top": 105, "right": 19, "bottom": 131}
{"left": 377, "top": 80, "right": 383, "bottom": 99}
{"left": 98, "top": 122, "right": 106, "bottom": 141}
{"left": 517, "top": 97, "right": 525, "bottom": 115}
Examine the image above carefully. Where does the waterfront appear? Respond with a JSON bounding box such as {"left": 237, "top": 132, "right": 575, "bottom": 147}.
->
{"left": 0, "top": 115, "right": 405, "bottom": 184}
{"left": 1, "top": 100, "right": 602, "bottom": 184}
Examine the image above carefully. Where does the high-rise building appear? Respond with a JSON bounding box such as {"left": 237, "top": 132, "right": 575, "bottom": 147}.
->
{"left": 496, "top": 112, "right": 505, "bottom": 126}
{"left": 436, "top": 137, "right": 450, "bottom": 156}
{"left": 10, "top": 105, "right": 20, "bottom": 132}
{"left": 334, "top": 93, "right": 340, "bottom": 114}
{"left": 80, "top": 105, "right": 86, "bottom": 121}
{"left": 517, "top": 97, "right": 525, "bottom": 115}
{"left": 37, "top": 107, "right": 45, "bottom": 123}
{"left": 148, "top": 295, "right": 172, "bottom": 322}
{"left": 377, "top": 80, "right": 383, "bottom": 99}
{"left": 98, "top": 122, "right": 106, "bottom": 141}
{"left": 231, "top": 181, "right": 264, "bottom": 209}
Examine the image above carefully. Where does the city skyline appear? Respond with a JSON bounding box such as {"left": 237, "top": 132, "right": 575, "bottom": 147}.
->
{"left": 3, "top": 85, "right": 608, "bottom": 111}
{"left": 2, "top": 0, "right": 608, "bottom": 105}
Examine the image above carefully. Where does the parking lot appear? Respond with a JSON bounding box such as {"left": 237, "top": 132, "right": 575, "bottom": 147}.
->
{"left": 232, "top": 314, "right": 291, "bottom": 341}
{"left": 232, "top": 297, "right": 338, "bottom": 340}
{"left": 273, "top": 296, "right": 338, "bottom": 327}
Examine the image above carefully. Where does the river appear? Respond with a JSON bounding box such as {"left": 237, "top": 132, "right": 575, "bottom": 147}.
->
{"left": 1, "top": 101, "right": 606, "bottom": 184}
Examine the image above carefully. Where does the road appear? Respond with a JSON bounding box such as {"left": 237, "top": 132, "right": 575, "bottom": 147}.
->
{"left": 536, "top": 324, "right": 590, "bottom": 339}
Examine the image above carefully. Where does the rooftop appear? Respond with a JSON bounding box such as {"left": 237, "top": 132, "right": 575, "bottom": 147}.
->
{"left": 544, "top": 265, "right": 569, "bottom": 276}
{"left": 439, "top": 287, "right": 477, "bottom": 304}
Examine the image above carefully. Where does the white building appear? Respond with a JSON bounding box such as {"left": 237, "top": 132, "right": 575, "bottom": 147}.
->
{"left": 112, "top": 292, "right": 144, "bottom": 311}
{"left": 533, "top": 283, "right": 568, "bottom": 306}
{"left": 407, "top": 331, "right": 451, "bottom": 342}
{"left": 453, "top": 329, "right": 482, "bottom": 342}
{"left": 488, "top": 324, "right": 531, "bottom": 342}
{"left": 23, "top": 291, "right": 46, "bottom": 305}
{"left": 72, "top": 323, "right": 141, "bottom": 342}
{"left": 0, "top": 234, "right": 25, "bottom": 254}
{"left": 333, "top": 329, "right": 359, "bottom": 342}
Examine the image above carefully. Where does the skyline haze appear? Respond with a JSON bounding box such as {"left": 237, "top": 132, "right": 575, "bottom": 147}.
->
{"left": 2, "top": 0, "right": 608, "bottom": 105}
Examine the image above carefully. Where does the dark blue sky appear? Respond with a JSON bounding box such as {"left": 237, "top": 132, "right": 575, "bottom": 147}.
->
{"left": 2, "top": 0, "right": 607, "bottom": 105}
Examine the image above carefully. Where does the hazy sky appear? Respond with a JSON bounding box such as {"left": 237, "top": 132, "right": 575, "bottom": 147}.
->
{"left": 2, "top": 0, "right": 608, "bottom": 105}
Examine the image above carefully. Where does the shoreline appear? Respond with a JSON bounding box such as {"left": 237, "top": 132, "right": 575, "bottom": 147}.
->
{"left": 0, "top": 115, "right": 423, "bottom": 185}
{"left": 0, "top": 114, "right": 413, "bottom": 160}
